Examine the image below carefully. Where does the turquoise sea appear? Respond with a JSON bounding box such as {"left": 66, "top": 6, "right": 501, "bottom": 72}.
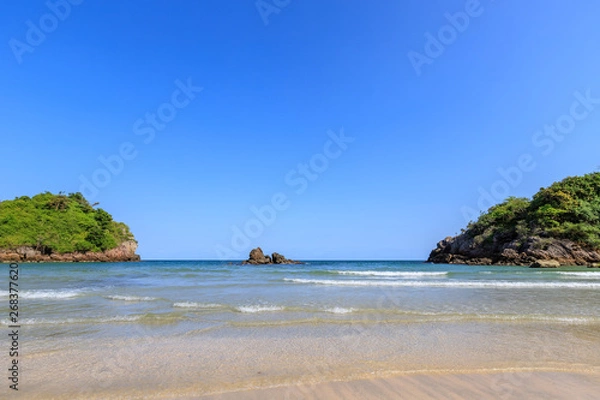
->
{"left": 3, "top": 260, "right": 600, "bottom": 347}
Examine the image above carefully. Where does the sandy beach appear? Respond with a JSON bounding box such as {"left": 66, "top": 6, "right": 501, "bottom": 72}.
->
{"left": 20, "top": 319, "right": 600, "bottom": 399}
{"left": 201, "top": 371, "right": 600, "bottom": 400}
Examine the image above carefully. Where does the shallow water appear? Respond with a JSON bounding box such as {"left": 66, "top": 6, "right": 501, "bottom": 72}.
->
{"left": 3, "top": 260, "right": 600, "bottom": 397}
{"left": 3, "top": 261, "right": 600, "bottom": 344}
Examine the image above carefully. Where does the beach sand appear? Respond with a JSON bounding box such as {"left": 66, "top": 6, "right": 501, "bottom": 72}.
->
{"left": 20, "top": 320, "right": 600, "bottom": 399}
{"left": 201, "top": 371, "right": 600, "bottom": 400}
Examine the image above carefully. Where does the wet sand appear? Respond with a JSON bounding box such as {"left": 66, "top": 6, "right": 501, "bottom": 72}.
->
{"left": 201, "top": 371, "right": 600, "bottom": 400}
{"left": 19, "top": 320, "right": 600, "bottom": 399}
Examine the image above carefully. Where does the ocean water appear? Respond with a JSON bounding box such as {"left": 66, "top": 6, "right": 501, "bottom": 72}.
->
{"left": 3, "top": 260, "right": 600, "bottom": 349}
{"left": 4, "top": 260, "right": 600, "bottom": 397}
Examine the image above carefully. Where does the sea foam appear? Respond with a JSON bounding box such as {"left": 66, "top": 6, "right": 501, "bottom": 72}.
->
{"left": 323, "top": 307, "right": 355, "bottom": 314}
{"left": 106, "top": 295, "right": 157, "bottom": 302}
{"left": 334, "top": 270, "right": 447, "bottom": 277}
{"left": 173, "top": 302, "right": 223, "bottom": 309}
{"left": 21, "top": 290, "right": 82, "bottom": 299}
{"left": 236, "top": 305, "right": 284, "bottom": 313}
{"left": 284, "top": 278, "right": 600, "bottom": 289}
{"left": 0, "top": 315, "right": 142, "bottom": 326}
{"left": 557, "top": 272, "right": 600, "bottom": 278}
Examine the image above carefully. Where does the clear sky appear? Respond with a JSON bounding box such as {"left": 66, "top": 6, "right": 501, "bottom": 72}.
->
{"left": 2, "top": 0, "right": 600, "bottom": 260}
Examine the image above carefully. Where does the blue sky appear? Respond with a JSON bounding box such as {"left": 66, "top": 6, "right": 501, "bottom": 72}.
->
{"left": 2, "top": 0, "right": 600, "bottom": 260}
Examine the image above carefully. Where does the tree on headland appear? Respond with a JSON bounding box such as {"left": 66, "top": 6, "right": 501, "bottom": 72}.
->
{"left": 0, "top": 192, "right": 135, "bottom": 254}
{"left": 465, "top": 172, "right": 600, "bottom": 250}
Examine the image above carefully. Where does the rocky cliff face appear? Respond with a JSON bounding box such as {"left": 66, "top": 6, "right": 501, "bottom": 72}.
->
{"left": 0, "top": 240, "right": 140, "bottom": 263}
{"left": 428, "top": 234, "right": 600, "bottom": 267}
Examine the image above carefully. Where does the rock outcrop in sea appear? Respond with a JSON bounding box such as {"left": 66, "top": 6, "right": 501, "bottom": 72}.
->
{"left": 242, "top": 247, "right": 301, "bottom": 265}
{"left": 428, "top": 235, "right": 600, "bottom": 267}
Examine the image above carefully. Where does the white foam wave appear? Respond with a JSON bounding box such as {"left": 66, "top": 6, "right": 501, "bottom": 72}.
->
{"left": 106, "top": 295, "right": 157, "bottom": 302}
{"left": 557, "top": 272, "right": 600, "bottom": 278}
{"left": 237, "top": 305, "right": 284, "bottom": 313}
{"left": 284, "top": 278, "right": 600, "bottom": 289}
{"left": 334, "top": 271, "right": 448, "bottom": 277}
{"left": 0, "top": 315, "right": 141, "bottom": 325}
{"left": 324, "top": 307, "right": 355, "bottom": 314}
{"left": 21, "top": 290, "right": 82, "bottom": 299}
{"left": 173, "top": 302, "right": 223, "bottom": 308}
{"left": 509, "top": 315, "right": 597, "bottom": 324}
{"left": 96, "top": 315, "right": 142, "bottom": 323}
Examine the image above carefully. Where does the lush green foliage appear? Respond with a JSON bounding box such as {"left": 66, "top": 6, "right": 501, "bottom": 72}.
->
{"left": 0, "top": 192, "right": 135, "bottom": 253}
{"left": 467, "top": 172, "right": 600, "bottom": 249}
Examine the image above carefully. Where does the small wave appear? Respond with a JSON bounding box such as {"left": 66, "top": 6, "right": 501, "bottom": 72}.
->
{"left": 284, "top": 278, "right": 600, "bottom": 289}
{"left": 334, "top": 271, "right": 448, "bottom": 277}
{"left": 106, "top": 295, "right": 157, "bottom": 302}
{"left": 503, "top": 315, "right": 598, "bottom": 324}
{"left": 96, "top": 315, "right": 142, "bottom": 323}
{"left": 173, "top": 302, "right": 223, "bottom": 309}
{"left": 514, "top": 271, "right": 545, "bottom": 274}
{"left": 0, "top": 315, "right": 142, "bottom": 326}
{"left": 21, "top": 290, "right": 82, "bottom": 299}
{"left": 227, "top": 313, "right": 600, "bottom": 328}
{"left": 323, "top": 307, "right": 355, "bottom": 314}
{"left": 557, "top": 272, "right": 600, "bottom": 278}
{"left": 236, "top": 305, "right": 284, "bottom": 313}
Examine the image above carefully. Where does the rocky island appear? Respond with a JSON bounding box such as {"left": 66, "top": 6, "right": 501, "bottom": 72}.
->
{"left": 243, "top": 247, "right": 301, "bottom": 265}
{"left": 0, "top": 192, "right": 140, "bottom": 262}
{"left": 428, "top": 172, "right": 600, "bottom": 267}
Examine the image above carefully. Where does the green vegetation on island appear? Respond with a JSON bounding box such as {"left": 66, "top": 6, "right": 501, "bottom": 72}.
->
{"left": 429, "top": 172, "right": 600, "bottom": 266}
{"left": 468, "top": 172, "right": 600, "bottom": 249}
{"left": 0, "top": 192, "right": 135, "bottom": 255}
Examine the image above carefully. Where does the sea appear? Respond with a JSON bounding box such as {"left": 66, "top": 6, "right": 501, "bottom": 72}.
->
{"left": 3, "top": 260, "right": 600, "bottom": 347}
{"left": 3, "top": 260, "right": 600, "bottom": 397}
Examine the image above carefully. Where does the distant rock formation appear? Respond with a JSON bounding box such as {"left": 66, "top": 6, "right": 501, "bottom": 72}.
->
{"left": 0, "top": 240, "right": 141, "bottom": 263}
{"left": 428, "top": 235, "right": 600, "bottom": 267}
{"left": 242, "top": 247, "right": 301, "bottom": 265}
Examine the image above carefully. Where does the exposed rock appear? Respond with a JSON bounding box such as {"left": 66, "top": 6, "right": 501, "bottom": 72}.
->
{"left": 271, "top": 252, "right": 288, "bottom": 264}
{"left": 0, "top": 240, "right": 141, "bottom": 263}
{"left": 244, "top": 247, "right": 272, "bottom": 264}
{"left": 530, "top": 260, "right": 561, "bottom": 268}
{"left": 428, "top": 233, "right": 600, "bottom": 267}
{"left": 243, "top": 247, "right": 301, "bottom": 265}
